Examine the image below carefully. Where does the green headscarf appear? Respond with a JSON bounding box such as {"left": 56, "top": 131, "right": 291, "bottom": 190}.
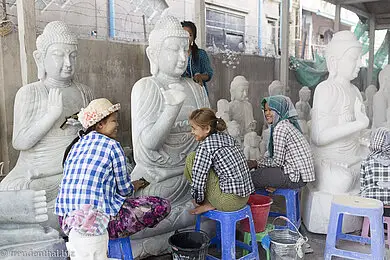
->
{"left": 261, "top": 95, "right": 302, "bottom": 158}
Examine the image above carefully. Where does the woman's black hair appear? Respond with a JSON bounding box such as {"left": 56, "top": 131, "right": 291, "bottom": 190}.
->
{"left": 181, "top": 20, "right": 199, "bottom": 63}
{"left": 62, "top": 114, "right": 111, "bottom": 166}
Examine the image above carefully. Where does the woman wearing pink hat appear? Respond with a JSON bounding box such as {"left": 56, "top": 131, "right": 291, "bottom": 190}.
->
{"left": 55, "top": 98, "right": 171, "bottom": 259}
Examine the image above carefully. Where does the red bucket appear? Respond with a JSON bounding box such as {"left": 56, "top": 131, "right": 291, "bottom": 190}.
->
{"left": 241, "top": 194, "right": 273, "bottom": 233}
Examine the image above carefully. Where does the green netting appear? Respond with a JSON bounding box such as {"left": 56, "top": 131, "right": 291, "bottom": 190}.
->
{"left": 290, "top": 20, "right": 389, "bottom": 88}
{"left": 290, "top": 53, "right": 328, "bottom": 88}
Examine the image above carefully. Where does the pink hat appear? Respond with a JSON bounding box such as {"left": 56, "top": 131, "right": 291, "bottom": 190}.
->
{"left": 78, "top": 98, "right": 120, "bottom": 129}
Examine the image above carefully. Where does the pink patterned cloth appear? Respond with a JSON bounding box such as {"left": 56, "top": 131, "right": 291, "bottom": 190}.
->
{"left": 61, "top": 204, "right": 110, "bottom": 236}
{"left": 59, "top": 196, "right": 171, "bottom": 239}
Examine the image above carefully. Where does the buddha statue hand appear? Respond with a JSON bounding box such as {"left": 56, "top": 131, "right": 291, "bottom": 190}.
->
{"left": 161, "top": 83, "right": 186, "bottom": 106}
{"left": 354, "top": 97, "right": 369, "bottom": 129}
{"left": 47, "top": 88, "right": 63, "bottom": 120}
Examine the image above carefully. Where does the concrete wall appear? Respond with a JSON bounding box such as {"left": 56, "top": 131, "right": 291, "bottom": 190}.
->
{"left": 0, "top": 35, "right": 304, "bottom": 173}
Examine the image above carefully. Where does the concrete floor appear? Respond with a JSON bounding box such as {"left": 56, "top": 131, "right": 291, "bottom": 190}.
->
{"left": 144, "top": 195, "right": 389, "bottom": 259}
{"left": 144, "top": 223, "right": 389, "bottom": 259}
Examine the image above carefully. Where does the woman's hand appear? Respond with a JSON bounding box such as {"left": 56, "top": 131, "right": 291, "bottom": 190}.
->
{"left": 193, "top": 74, "right": 204, "bottom": 86}
{"left": 247, "top": 160, "right": 258, "bottom": 170}
{"left": 132, "top": 179, "right": 149, "bottom": 192}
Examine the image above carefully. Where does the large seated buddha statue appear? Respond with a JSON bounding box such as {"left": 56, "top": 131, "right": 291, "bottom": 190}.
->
{"left": 0, "top": 21, "right": 92, "bottom": 255}
{"left": 130, "top": 15, "right": 210, "bottom": 258}
{"left": 302, "top": 31, "right": 369, "bottom": 234}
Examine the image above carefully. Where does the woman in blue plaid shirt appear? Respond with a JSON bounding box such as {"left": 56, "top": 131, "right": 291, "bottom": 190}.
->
{"left": 248, "top": 95, "right": 315, "bottom": 191}
{"left": 184, "top": 108, "right": 255, "bottom": 215}
{"left": 55, "top": 98, "right": 170, "bottom": 259}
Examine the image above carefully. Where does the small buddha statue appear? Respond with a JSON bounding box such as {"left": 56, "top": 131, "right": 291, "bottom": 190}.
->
{"left": 296, "top": 86, "right": 312, "bottom": 140}
{"left": 268, "top": 80, "right": 284, "bottom": 96}
{"left": 228, "top": 75, "right": 256, "bottom": 138}
{"left": 0, "top": 21, "right": 92, "bottom": 250}
{"left": 364, "top": 84, "right": 377, "bottom": 128}
{"left": 130, "top": 14, "right": 210, "bottom": 258}
{"left": 243, "top": 131, "right": 261, "bottom": 160}
{"left": 216, "top": 99, "right": 230, "bottom": 123}
{"left": 373, "top": 65, "right": 390, "bottom": 130}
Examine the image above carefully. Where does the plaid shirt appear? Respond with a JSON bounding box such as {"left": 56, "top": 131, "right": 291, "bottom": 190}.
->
{"left": 360, "top": 128, "right": 390, "bottom": 205}
{"left": 191, "top": 132, "right": 255, "bottom": 204}
{"left": 55, "top": 131, "right": 133, "bottom": 217}
{"left": 257, "top": 120, "right": 315, "bottom": 182}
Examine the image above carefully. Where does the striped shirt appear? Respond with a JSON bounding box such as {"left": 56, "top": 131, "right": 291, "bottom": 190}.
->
{"left": 55, "top": 131, "right": 133, "bottom": 217}
{"left": 191, "top": 131, "right": 255, "bottom": 204}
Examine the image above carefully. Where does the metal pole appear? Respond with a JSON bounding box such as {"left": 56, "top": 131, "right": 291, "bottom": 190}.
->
{"left": 367, "top": 15, "right": 375, "bottom": 86}
{"left": 195, "top": 0, "right": 206, "bottom": 49}
{"left": 280, "top": 0, "right": 290, "bottom": 93}
{"left": 334, "top": 4, "right": 341, "bottom": 32}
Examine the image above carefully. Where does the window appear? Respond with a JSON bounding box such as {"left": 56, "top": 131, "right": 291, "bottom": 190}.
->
{"left": 206, "top": 8, "right": 245, "bottom": 52}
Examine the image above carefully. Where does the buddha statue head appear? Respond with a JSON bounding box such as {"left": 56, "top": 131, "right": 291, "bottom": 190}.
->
{"left": 33, "top": 21, "right": 78, "bottom": 81}
{"left": 230, "top": 76, "right": 249, "bottom": 101}
{"left": 146, "top": 15, "right": 189, "bottom": 77}
{"left": 379, "top": 65, "right": 390, "bottom": 93}
{"left": 325, "top": 30, "right": 362, "bottom": 81}
{"left": 268, "top": 80, "right": 284, "bottom": 96}
{"left": 299, "top": 86, "right": 311, "bottom": 102}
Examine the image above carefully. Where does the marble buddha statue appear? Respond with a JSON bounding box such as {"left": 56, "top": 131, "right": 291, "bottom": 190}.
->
{"left": 372, "top": 65, "right": 390, "bottom": 129}
{"left": 268, "top": 80, "right": 284, "bottom": 96}
{"left": 302, "top": 31, "right": 369, "bottom": 234}
{"left": 260, "top": 80, "right": 285, "bottom": 155}
{"left": 243, "top": 131, "right": 261, "bottom": 160}
{"left": 364, "top": 84, "right": 377, "bottom": 128}
{"left": 296, "top": 86, "right": 311, "bottom": 140}
{"left": 216, "top": 99, "right": 230, "bottom": 123}
{"left": 228, "top": 75, "right": 256, "bottom": 138}
{"left": 130, "top": 15, "right": 210, "bottom": 258}
{"left": 0, "top": 21, "right": 92, "bottom": 252}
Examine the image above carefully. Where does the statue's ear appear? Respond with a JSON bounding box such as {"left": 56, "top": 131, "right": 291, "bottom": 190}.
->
{"left": 33, "top": 50, "right": 45, "bottom": 80}
{"left": 328, "top": 56, "right": 337, "bottom": 76}
{"left": 146, "top": 46, "right": 158, "bottom": 76}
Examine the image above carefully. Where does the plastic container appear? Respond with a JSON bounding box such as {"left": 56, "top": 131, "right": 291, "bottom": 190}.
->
{"left": 168, "top": 230, "right": 210, "bottom": 260}
{"left": 241, "top": 194, "right": 273, "bottom": 233}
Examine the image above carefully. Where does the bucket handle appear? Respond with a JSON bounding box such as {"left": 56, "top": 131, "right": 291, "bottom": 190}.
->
{"left": 272, "top": 216, "right": 308, "bottom": 258}
{"left": 271, "top": 216, "right": 307, "bottom": 241}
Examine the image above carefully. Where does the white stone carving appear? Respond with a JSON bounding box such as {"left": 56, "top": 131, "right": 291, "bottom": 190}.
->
{"left": 216, "top": 99, "right": 230, "bottom": 123}
{"left": 228, "top": 76, "right": 256, "bottom": 139}
{"left": 296, "top": 86, "right": 312, "bottom": 141}
{"left": 364, "top": 84, "right": 377, "bottom": 128}
{"left": 268, "top": 80, "right": 284, "bottom": 96}
{"left": 130, "top": 15, "right": 210, "bottom": 258}
{"left": 302, "top": 31, "right": 368, "bottom": 234}
{"left": 0, "top": 21, "right": 92, "bottom": 256}
{"left": 243, "top": 132, "right": 261, "bottom": 160}
{"left": 227, "top": 121, "right": 242, "bottom": 148}
{"left": 373, "top": 65, "right": 390, "bottom": 130}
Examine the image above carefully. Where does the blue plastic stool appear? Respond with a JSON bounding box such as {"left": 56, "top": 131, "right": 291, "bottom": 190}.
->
{"left": 256, "top": 188, "right": 301, "bottom": 230}
{"left": 108, "top": 237, "right": 134, "bottom": 260}
{"left": 195, "top": 205, "right": 260, "bottom": 260}
{"left": 324, "top": 195, "right": 385, "bottom": 260}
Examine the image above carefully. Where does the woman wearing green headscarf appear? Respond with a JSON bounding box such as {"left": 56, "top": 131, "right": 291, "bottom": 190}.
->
{"left": 248, "top": 95, "right": 315, "bottom": 190}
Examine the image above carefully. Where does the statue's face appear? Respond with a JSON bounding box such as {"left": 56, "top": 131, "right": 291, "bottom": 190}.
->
{"left": 44, "top": 43, "right": 77, "bottom": 81}
{"left": 269, "top": 85, "right": 283, "bottom": 96}
{"left": 336, "top": 47, "right": 362, "bottom": 81}
{"left": 233, "top": 85, "right": 248, "bottom": 101}
{"left": 158, "top": 37, "right": 189, "bottom": 78}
